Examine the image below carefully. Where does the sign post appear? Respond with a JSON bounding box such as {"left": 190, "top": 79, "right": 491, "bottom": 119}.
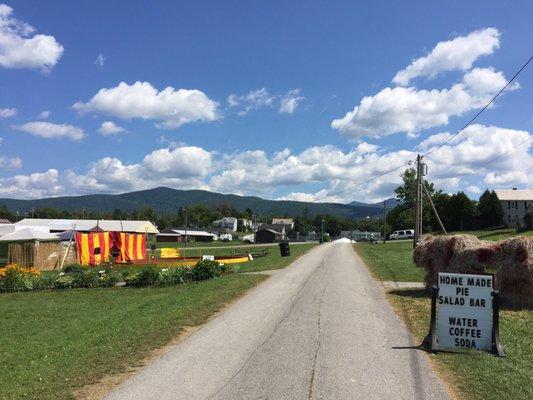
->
{"left": 422, "top": 272, "right": 504, "bottom": 357}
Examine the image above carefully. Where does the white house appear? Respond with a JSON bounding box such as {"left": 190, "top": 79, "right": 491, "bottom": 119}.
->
{"left": 495, "top": 189, "right": 533, "bottom": 227}
{"left": 212, "top": 217, "right": 238, "bottom": 233}
{"left": 271, "top": 218, "right": 295, "bottom": 230}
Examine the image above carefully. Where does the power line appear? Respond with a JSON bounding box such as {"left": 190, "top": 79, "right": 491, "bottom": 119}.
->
{"left": 313, "top": 56, "right": 532, "bottom": 203}
{"left": 423, "top": 56, "right": 532, "bottom": 158}
{"left": 477, "top": 136, "right": 532, "bottom": 169}
{"left": 312, "top": 160, "right": 412, "bottom": 202}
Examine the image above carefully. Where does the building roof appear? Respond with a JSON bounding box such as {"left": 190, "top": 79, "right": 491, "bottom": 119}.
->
{"left": 495, "top": 189, "right": 533, "bottom": 201}
{"left": 257, "top": 224, "right": 284, "bottom": 234}
{"left": 272, "top": 218, "right": 294, "bottom": 225}
{"left": 15, "top": 218, "right": 159, "bottom": 233}
{"left": 158, "top": 229, "right": 216, "bottom": 238}
{"left": 0, "top": 228, "right": 60, "bottom": 242}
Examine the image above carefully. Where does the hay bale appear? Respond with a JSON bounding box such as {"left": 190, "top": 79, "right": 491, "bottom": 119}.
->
{"left": 413, "top": 234, "right": 533, "bottom": 307}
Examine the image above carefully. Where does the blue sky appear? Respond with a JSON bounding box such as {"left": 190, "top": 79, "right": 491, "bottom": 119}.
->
{"left": 0, "top": 0, "right": 531, "bottom": 202}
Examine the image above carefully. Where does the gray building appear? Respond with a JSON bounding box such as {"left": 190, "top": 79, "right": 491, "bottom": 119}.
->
{"left": 495, "top": 189, "right": 532, "bottom": 227}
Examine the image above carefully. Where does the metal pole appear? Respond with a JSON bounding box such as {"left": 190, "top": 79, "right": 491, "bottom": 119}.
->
{"left": 414, "top": 154, "right": 423, "bottom": 248}
{"left": 383, "top": 200, "right": 387, "bottom": 243}
{"left": 184, "top": 207, "right": 188, "bottom": 248}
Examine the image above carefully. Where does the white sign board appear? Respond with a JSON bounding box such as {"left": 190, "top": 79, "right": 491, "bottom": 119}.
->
{"left": 437, "top": 272, "right": 493, "bottom": 351}
{"left": 202, "top": 255, "right": 215, "bottom": 261}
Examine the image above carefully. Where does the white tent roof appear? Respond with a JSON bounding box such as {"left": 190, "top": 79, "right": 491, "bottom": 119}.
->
{"left": 15, "top": 218, "right": 159, "bottom": 234}
{"left": 158, "top": 229, "right": 216, "bottom": 238}
{"left": 0, "top": 228, "right": 60, "bottom": 242}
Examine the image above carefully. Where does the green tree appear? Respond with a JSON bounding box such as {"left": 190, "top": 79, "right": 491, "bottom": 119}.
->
{"left": 477, "top": 190, "right": 504, "bottom": 228}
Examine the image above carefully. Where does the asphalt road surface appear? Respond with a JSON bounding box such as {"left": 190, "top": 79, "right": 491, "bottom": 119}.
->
{"left": 106, "top": 243, "right": 449, "bottom": 400}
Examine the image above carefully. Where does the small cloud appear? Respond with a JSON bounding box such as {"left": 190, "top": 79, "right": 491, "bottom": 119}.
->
{"left": 279, "top": 89, "right": 304, "bottom": 114}
{"left": 0, "top": 108, "right": 17, "bottom": 118}
{"left": 95, "top": 54, "right": 105, "bottom": 67}
{"left": 38, "top": 110, "right": 51, "bottom": 119}
{"left": 0, "top": 155, "right": 22, "bottom": 170}
{"left": 14, "top": 121, "right": 86, "bottom": 141}
{"left": 98, "top": 121, "right": 126, "bottom": 136}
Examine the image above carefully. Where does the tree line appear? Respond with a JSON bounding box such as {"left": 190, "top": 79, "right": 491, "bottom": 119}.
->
{"left": 385, "top": 168, "right": 512, "bottom": 234}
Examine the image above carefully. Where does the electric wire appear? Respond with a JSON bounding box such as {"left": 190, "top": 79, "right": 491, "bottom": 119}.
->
{"left": 312, "top": 56, "right": 532, "bottom": 203}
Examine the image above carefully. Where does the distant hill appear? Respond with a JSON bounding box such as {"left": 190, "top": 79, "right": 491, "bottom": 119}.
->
{"left": 349, "top": 197, "right": 400, "bottom": 210}
{"left": 0, "top": 187, "right": 386, "bottom": 219}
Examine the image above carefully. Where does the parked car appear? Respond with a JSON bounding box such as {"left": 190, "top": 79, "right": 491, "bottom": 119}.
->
{"left": 389, "top": 229, "right": 414, "bottom": 240}
{"left": 242, "top": 234, "right": 255, "bottom": 243}
{"left": 219, "top": 233, "right": 233, "bottom": 242}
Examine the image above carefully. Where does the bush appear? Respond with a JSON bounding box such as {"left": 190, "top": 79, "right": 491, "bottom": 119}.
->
{"left": 191, "top": 260, "right": 222, "bottom": 281}
{"left": 124, "top": 265, "right": 161, "bottom": 286}
{"left": 55, "top": 274, "right": 75, "bottom": 287}
{"left": 0, "top": 264, "right": 41, "bottom": 291}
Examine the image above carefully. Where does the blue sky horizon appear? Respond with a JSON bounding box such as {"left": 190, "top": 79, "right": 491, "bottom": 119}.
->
{"left": 0, "top": 0, "right": 531, "bottom": 203}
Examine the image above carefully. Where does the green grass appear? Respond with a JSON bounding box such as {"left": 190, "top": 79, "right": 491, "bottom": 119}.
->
{"left": 154, "top": 240, "right": 253, "bottom": 249}
{"left": 354, "top": 241, "right": 425, "bottom": 282}
{"left": 0, "top": 274, "right": 267, "bottom": 400}
{"left": 236, "top": 243, "right": 318, "bottom": 273}
{"left": 387, "top": 289, "right": 533, "bottom": 400}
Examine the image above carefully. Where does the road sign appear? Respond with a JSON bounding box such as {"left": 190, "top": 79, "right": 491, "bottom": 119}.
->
{"left": 422, "top": 272, "right": 504, "bottom": 356}
{"left": 202, "top": 255, "right": 215, "bottom": 261}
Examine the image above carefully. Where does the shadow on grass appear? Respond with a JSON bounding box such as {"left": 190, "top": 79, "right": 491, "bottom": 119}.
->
{"left": 388, "top": 288, "right": 429, "bottom": 299}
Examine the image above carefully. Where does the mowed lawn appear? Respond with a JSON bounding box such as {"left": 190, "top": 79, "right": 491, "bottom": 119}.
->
{"left": 354, "top": 240, "right": 425, "bottom": 282}
{"left": 0, "top": 274, "right": 267, "bottom": 400}
{"left": 236, "top": 242, "right": 318, "bottom": 273}
{"left": 356, "top": 238, "right": 533, "bottom": 400}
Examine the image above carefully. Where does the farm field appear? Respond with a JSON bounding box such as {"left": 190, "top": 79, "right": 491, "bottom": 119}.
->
{"left": 356, "top": 233, "right": 533, "bottom": 400}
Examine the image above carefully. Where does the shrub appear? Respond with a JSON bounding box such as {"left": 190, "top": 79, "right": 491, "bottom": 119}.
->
{"left": 124, "top": 265, "right": 160, "bottom": 286}
{"left": 0, "top": 264, "right": 41, "bottom": 291}
{"left": 55, "top": 274, "right": 75, "bottom": 287}
{"left": 191, "top": 260, "right": 222, "bottom": 281}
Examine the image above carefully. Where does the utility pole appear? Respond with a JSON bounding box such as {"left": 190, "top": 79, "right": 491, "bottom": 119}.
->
{"left": 184, "top": 207, "right": 188, "bottom": 248}
{"left": 383, "top": 200, "right": 387, "bottom": 243}
{"left": 414, "top": 154, "right": 426, "bottom": 248}
{"left": 321, "top": 218, "right": 324, "bottom": 239}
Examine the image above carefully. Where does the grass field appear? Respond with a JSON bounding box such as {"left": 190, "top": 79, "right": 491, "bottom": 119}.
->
{"left": 388, "top": 290, "right": 532, "bottom": 400}
{"left": 354, "top": 241, "right": 425, "bottom": 282}
{"left": 154, "top": 240, "right": 251, "bottom": 249}
{"left": 448, "top": 228, "right": 532, "bottom": 241}
{"left": 0, "top": 274, "right": 267, "bottom": 400}
{"left": 356, "top": 239, "right": 533, "bottom": 400}
{"left": 236, "top": 242, "right": 318, "bottom": 273}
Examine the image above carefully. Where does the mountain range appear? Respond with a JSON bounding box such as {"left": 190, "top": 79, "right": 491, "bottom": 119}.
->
{"left": 0, "top": 187, "right": 399, "bottom": 219}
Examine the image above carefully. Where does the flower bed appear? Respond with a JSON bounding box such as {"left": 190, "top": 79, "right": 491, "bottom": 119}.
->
{"left": 0, "top": 260, "right": 231, "bottom": 293}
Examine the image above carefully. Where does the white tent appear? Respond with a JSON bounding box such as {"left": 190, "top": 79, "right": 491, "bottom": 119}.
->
{"left": 0, "top": 228, "right": 60, "bottom": 242}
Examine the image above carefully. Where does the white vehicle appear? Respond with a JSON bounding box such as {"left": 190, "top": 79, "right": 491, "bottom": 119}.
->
{"left": 219, "top": 233, "right": 233, "bottom": 242}
{"left": 389, "top": 229, "right": 415, "bottom": 240}
{"left": 242, "top": 234, "right": 255, "bottom": 243}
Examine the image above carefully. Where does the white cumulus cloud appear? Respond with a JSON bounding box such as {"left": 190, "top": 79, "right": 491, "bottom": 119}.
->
{"left": 392, "top": 28, "right": 500, "bottom": 86}
{"left": 0, "top": 3, "right": 64, "bottom": 71}
{"left": 331, "top": 67, "right": 516, "bottom": 140}
{"left": 98, "top": 121, "right": 126, "bottom": 136}
{"left": 14, "top": 121, "right": 86, "bottom": 140}
{"left": 73, "top": 81, "right": 219, "bottom": 129}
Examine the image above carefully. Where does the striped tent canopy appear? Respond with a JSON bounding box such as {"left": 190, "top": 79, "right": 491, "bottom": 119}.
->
{"left": 75, "top": 231, "right": 147, "bottom": 266}
{"left": 75, "top": 231, "right": 112, "bottom": 266}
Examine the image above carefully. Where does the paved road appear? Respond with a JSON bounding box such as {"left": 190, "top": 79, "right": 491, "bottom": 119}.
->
{"left": 106, "top": 243, "right": 449, "bottom": 400}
